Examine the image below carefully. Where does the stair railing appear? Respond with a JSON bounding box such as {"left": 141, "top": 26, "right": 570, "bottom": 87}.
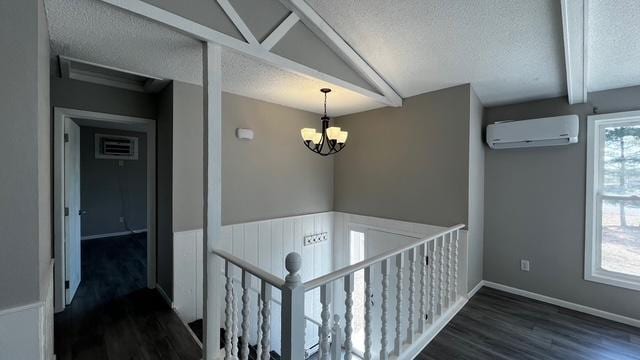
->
{"left": 213, "top": 223, "right": 465, "bottom": 360}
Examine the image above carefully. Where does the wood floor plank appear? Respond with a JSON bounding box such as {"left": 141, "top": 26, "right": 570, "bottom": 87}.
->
{"left": 54, "top": 234, "right": 202, "bottom": 360}
{"left": 420, "top": 287, "right": 640, "bottom": 359}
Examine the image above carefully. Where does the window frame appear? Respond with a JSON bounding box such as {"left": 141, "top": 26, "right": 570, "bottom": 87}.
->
{"left": 585, "top": 110, "right": 640, "bottom": 291}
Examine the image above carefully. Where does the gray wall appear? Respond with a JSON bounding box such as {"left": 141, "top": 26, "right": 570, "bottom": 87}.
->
{"left": 484, "top": 85, "right": 640, "bottom": 320}
{"left": 0, "top": 0, "right": 50, "bottom": 310}
{"left": 80, "top": 127, "right": 147, "bottom": 237}
{"left": 222, "top": 92, "right": 334, "bottom": 225}
{"left": 333, "top": 85, "right": 471, "bottom": 227}
{"left": 51, "top": 77, "right": 158, "bottom": 119}
{"left": 173, "top": 82, "right": 204, "bottom": 231}
{"left": 468, "top": 87, "right": 485, "bottom": 291}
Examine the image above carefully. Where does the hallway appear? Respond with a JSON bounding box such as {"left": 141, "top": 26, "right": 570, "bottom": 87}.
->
{"left": 54, "top": 234, "right": 201, "bottom": 360}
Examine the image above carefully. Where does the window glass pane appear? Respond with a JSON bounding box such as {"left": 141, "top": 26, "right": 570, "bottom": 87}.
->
{"left": 601, "top": 198, "right": 640, "bottom": 277}
{"left": 602, "top": 125, "right": 640, "bottom": 196}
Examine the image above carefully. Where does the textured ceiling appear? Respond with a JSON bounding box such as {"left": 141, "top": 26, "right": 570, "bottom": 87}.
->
{"left": 45, "top": 0, "right": 383, "bottom": 116}
{"left": 306, "top": 0, "right": 568, "bottom": 106}
{"left": 588, "top": 0, "right": 640, "bottom": 93}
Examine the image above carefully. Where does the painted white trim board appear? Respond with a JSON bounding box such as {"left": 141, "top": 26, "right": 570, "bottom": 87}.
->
{"left": 81, "top": 229, "right": 147, "bottom": 240}
{"left": 467, "top": 280, "right": 485, "bottom": 299}
{"left": 483, "top": 281, "right": 640, "bottom": 328}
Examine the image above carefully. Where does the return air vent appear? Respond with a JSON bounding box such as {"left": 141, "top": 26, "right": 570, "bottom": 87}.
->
{"left": 95, "top": 134, "right": 139, "bottom": 160}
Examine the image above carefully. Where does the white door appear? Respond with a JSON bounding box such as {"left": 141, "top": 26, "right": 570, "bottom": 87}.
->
{"left": 64, "top": 118, "right": 81, "bottom": 304}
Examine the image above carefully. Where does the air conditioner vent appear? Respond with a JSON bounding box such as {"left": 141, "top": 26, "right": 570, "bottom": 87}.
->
{"left": 95, "top": 134, "right": 139, "bottom": 160}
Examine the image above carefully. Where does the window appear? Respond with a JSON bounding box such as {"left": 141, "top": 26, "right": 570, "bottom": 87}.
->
{"left": 586, "top": 111, "right": 640, "bottom": 291}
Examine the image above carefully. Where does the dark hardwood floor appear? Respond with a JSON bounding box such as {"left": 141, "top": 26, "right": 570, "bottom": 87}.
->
{"left": 419, "top": 287, "right": 640, "bottom": 360}
{"left": 54, "top": 233, "right": 202, "bottom": 360}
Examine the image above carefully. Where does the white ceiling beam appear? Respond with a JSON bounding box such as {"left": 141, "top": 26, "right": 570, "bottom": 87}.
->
{"left": 216, "top": 0, "right": 258, "bottom": 45}
{"left": 100, "top": 0, "right": 394, "bottom": 106}
{"left": 261, "top": 12, "right": 299, "bottom": 51}
{"left": 279, "top": 0, "right": 402, "bottom": 107}
{"left": 560, "top": 0, "right": 588, "bottom": 104}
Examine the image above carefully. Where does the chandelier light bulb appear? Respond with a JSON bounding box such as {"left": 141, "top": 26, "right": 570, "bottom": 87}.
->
{"left": 326, "top": 127, "right": 341, "bottom": 140}
{"left": 300, "top": 128, "right": 316, "bottom": 142}
{"left": 311, "top": 132, "right": 322, "bottom": 144}
{"left": 337, "top": 131, "right": 348, "bottom": 144}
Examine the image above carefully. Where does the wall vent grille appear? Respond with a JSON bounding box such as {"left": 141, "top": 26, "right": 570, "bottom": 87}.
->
{"left": 95, "top": 134, "right": 139, "bottom": 160}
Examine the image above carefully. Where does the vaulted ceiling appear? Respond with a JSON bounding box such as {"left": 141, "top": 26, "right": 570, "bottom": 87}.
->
{"left": 45, "top": 0, "right": 640, "bottom": 116}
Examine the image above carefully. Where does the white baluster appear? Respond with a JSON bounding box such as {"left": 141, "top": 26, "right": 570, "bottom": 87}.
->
{"left": 439, "top": 236, "right": 446, "bottom": 314}
{"left": 232, "top": 279, "right": 239, "bottom": 358}
{"left": 379, "top": 259, "right": 390, "bottom": 360}
{"left": 453, "top": 230, "right": 460, "bottom": 300}
{"left": 224, "top": 261, "right": 234, "bottom": 359}
{"left": 261, "top": 282, "right": 272, "bottom": 360}
{"left": 364, "top": 267, "right": 373, "bottom": 360}
{"left": 429, "top": 240, "right": 437, "bottom": 323}
{"left": 393, "top": 253, "right": 404, "bottom": 357}
{"left": 256, "top": 296, "right": 262, "bottom": 360}
{"left": 320, "top": 284, "right": 332, "bottom": 360}
{"left": 240, "top": 271, "right": 251, "bottom": 360}
{"left": 344, "top": 273, "right": 354, "bottom": 360}
{"left": 330, "top": 314, "right": 342, "bottom": 360}
{"left": 447, "top": 232, "right": 454, "bottom": 306}
{"left": 419, "top": 243, "right": 428, "bottom": 333}
{"left": 281, "top": 252, "right": 305, "bottom": 360}
{"left": 406, "top": 248, "right": 416, "bottom": 344}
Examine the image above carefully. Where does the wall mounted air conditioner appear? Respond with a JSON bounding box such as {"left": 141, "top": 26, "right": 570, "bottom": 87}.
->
{"left": 486, "top": 115, "right": 579, "bottom": 149}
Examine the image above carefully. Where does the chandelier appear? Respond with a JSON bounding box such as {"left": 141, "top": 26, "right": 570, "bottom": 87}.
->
{"left": 300, "top": 88, "right": 348, "bottom": 156}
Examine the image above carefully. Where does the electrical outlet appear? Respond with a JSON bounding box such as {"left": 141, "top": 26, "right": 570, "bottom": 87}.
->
{"left": 119, "top": 217, "right": 124, "bottom": 223}
{"left": 520, "top": 259, "right": 530, "bottom": 272}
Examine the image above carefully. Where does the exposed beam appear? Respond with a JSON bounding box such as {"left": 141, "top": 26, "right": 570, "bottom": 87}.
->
{"left": 203, "top": 42, "right": 223, "bottom": 360}
{"left": 217, "top": 0, "right": 258, "bottom": 45}
{"left": 100, "top": 0, "right": 395, "bottom": 106}
{"left": 279, "top": 0, "right": 402, "bottom": 106}
{"left": 261, "top": 12, "right": 299, "bottom": 51}
{"left": 560, "top": 0, "right": 588, "bottom": 104}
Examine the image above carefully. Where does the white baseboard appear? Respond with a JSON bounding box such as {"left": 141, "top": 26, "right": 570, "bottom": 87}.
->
{"left": 81, "top": 229, "right": 147, "bottom": 240}
{"left": 467, "top": 280, "right": 485, "bottom": 298}
{"left": 401, "top": 296, "right": 469, "bottom": 359}
{"left": 483, "top": 281, "right": 640, "bottom": 328}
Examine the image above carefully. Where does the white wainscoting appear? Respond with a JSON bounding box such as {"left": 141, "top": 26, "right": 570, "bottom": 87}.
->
{"left": 172, "top": 212, "right": 334, "bottom": 347}
{"left": 0, "top": 261, "right": 54, "bottom": 360}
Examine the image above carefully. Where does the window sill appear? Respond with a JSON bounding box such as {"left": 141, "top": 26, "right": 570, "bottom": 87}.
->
{"left": 585, "top": 270, "right": 640, "bottom": 292}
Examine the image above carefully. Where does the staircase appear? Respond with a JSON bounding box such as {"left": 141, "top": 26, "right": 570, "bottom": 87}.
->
{"left": 213, "top": 224, "right": 467, "bottom": 360}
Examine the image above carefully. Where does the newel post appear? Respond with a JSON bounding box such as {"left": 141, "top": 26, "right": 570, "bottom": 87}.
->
{"left": 281, "top": 252, "right": 305, "bottom": 360}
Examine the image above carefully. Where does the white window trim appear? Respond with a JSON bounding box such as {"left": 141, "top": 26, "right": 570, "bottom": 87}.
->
{"left": 585, "top": 110, "right": 640, "bottom": 291}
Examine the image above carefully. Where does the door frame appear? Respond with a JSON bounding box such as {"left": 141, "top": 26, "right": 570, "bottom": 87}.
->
{"left": 53, "top": 107, "right": 157, "bottom": 313}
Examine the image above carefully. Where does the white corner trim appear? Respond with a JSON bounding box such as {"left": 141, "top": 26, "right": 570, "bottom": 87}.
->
{"left": 467, "top": 280, "right": 485, "bottom": 298}
{"left": 81, "top": 229, "right": 148, "bottom": 240}
{"left": 156, "top": 284, "right": 174, "bottom": 309}
{"left": 483, "top": 281, "right": 640, "bottom": 328}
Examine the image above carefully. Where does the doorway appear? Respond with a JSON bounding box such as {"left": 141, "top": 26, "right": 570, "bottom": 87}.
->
{"left": 53, "top": 108, "right": 157, "bottom": 312}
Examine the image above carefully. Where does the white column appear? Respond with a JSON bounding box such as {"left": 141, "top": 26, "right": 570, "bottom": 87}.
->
{"left": 453, "top": 230, "right": 460, "bottom": 300}
{"left": 439, "top": 236, "right": 446, "bottom": 314}
{"left": 429, "top": 239, "right": 437, "bottom": 323}
{"left": 281, "top": 253, "right": 305, "bottom": 360}
{"left": 203, "top": 42, "right": 223, "bottom": 360}
{"left": 447, "top": 232, "right": 454, "bottom": 306}
{"left": 330, "top": 314, "right": 342, "bottom": 360}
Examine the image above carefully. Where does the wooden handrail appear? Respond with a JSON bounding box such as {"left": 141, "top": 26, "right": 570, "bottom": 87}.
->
{"left": 303, "top": 224, "right": 466, "bottom": 291}
{"left": 212, "top": 249, "right": 286, "bottom": 289}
